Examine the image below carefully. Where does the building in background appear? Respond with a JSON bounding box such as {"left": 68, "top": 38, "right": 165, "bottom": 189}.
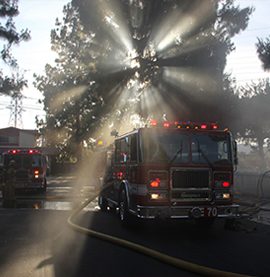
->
{"left": 0, "top": 127, "right": 38, "bottom": 152}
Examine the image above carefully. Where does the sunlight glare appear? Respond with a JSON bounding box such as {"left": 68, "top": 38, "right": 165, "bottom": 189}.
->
{"left": 90, "top": 0, "right": 221, "bottom": 142}
{"left": 163, "top": 67, "right": 217, "bottom": 92}
{"left": 50, "top": 86, "right": 88, "bottom": 111}
{"left": 98, "top": 0, "right": 134, "bottom": 53}
{"left": 151, "top": 1, "right": 215, "bottom": 54}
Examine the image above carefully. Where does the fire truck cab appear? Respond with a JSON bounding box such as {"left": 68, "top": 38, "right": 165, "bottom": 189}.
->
{"left": 1, "top": 148, "right": 48, "bottom": 192}
{"left": 97, "top": 121, "right": 239, "bottom": 228}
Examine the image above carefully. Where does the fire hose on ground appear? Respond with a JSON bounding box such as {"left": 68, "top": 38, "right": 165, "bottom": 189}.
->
{"left": 1, "top": 174, "right": 267, "bottom": 277}
{"left": 234, "top": 171, "right": 270, "bottom": 214}
{"left": 67, "top": 182, "right": 254, "bottom": 277}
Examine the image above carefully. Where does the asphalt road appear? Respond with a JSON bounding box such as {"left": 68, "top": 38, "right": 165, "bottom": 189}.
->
{"left": 0, "top": 176, "right": 270, "bottom": 277}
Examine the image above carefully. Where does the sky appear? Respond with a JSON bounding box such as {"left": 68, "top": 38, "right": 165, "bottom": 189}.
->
{"left": 0, "top": 0, "right": 269, "bottom": 130}
{"left": 0, "top": 0, "right": 68, "bottom": 130}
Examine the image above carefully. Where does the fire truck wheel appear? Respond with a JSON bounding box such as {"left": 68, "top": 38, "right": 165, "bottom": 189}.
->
{"left": 98, "top": 195, "right": 108, "bottom": 211}
{"left": 195, "top": 217, "right": 216, "bottom": 228}
{"left": 119, "top": 188, "right": 132, "bottom": 228}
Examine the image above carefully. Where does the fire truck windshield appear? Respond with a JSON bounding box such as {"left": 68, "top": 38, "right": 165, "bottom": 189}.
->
{"left": 191, "top": 134, "right": 232, "bottom": 165}
{"left": 3, "top": 154, "right": 42, "bottom": 167}
{"left": 140, "top": 131, "right": 232, "bottom": 165}
{"left": 141, "top": 132, "right": 189, "bottom": 163}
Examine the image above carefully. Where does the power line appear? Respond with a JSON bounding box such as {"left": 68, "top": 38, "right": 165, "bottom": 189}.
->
{"left": 23, "top": 106, "right": 42, "bottom": 111}
{"left": 245, "top": 27, "right": 270, "bottom": 32}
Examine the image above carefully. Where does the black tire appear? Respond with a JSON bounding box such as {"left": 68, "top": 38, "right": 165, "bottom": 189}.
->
{"left": 98, "top": 194, "right": 108, "bottom": 211}
{"left": 195, "top": 217, "right": 216, "bottom": 228}
{"left": 119, "top": 188, "right": 132, "bottom": 228}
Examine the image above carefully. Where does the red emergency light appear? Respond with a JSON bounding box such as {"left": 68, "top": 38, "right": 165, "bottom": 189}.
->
{"left": 150, "top": 120, "right": 157, "bottom": 126}
{"left": 150, "top": 179, "right": 160, "bottom": 188}
{"left": 5, "top": 149, "right": 41, "bottom": 155}
{"left": 163, "top": 122, "right": 170, "bottom": 128}
{"left": 149, "top": 120, "right": 219, "bottom": 130}
{"left": 222, "top": 181, "right": 230, "bottom": 187}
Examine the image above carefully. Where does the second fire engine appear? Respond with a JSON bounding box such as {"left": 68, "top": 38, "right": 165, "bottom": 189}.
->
{"left": 1, "top": 148, "right": 48, "bottom": 192}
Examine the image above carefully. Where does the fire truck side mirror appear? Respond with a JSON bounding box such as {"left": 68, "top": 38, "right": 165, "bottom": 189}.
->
{"left": 233, "top": 140, "right": 238, "bottom": 165}
{"left": 111, "top": 130, "right": 118, "bottom": 137}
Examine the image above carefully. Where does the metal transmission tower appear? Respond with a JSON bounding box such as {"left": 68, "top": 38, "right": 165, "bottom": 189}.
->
{"left": 8, "top": 92, "right": 25, "bottom": 128}
{"left": 4, "top": 69, "right": 28, "bottom": 128}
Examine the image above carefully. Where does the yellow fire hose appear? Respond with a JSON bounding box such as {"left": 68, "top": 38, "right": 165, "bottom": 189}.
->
{"left": 234, "top": 171, "right": 270, "bottom": 214}
{"left": 67, "top": 183, "right": 254, "bottom": 277}
{"left": 1, "top": 176, "right": 263, "bottom": 277}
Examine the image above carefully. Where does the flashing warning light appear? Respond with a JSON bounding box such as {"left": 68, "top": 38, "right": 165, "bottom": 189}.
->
{"left": 150, "top": 181, "right": 160, "bottom": 187}
{"left": 34, "top": 170, "right": 39, "bottom": 178}
{"left": 150, "top": 178, "right": 160, "bottom": 188}
{"left": 5, "top": 149, "right": 42, "bottom": 155}
{"left": 222, "top": 181, "right": 230, "bottom": 187}
{"left": 149, "top": 120, "right": 219, "bottom": 130}
{"left": 163, "top": 122, "right": 170, "bottom": 128}
{"left": 117, "top": 172, "right": 123, "bottom": 179}
{"left": 150, "top": 120, "right": 157, "bottom": 126}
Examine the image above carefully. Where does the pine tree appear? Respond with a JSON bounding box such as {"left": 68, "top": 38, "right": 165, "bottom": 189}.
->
{"left": 0, "top": 0, "right": 30, "bottom": 95}
{"left": 256, "top": 37, "right": 270, "bottom": 71}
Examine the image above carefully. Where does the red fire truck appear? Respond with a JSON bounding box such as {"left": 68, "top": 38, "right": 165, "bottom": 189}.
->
{"left": 97, "top": 120, "right": 239, "bottom": 228}
{"left": 1, "top": 148, "right": 48, "bottom": 192}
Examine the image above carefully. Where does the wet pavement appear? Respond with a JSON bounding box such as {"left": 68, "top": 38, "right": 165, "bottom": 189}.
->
{"left": 0, "top": 197, "right": 99, "bottom": 211}
{"left": 1, "top": 177, "right": 270, "bottom": 277}
{"left": 235, "top": 194, "right": 270, "bottom": 226}
{"left": 0, "top": 175, "right": 270, "bottom": 226}
{"left": 0, "top": 175, "right": 100, "bottom": 211}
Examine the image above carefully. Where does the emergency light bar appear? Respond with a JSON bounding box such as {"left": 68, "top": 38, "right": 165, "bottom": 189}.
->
{"left": 6, "top": 149, "right": 41, "bottom": 154}
{"left": 150, "top": 120, "right": 218, "bottom": 130}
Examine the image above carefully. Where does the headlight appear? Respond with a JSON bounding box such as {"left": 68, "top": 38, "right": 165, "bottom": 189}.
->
{"left": 148, "top": 192, "right": 167, "bottom": 202}
{"left": 215, "top": 192, "right": 230, "bottom": 200}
